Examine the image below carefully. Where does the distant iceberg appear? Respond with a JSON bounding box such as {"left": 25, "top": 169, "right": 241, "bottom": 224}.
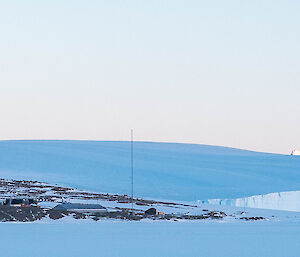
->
{"left": 200, "top": 191, "right": 300, "bottom": 212}
{"left": 291, "top": 149, "right": 300, "bottom": 156}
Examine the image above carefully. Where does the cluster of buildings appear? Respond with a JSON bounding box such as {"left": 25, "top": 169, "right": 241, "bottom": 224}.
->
{"left": 0, "top": 197, "right": 162, "bottom": 216}
{"left": 1, "top": 197, "right": 107, "bottom": 213}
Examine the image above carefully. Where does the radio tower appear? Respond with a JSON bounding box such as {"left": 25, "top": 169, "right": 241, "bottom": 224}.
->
{"left": 131, "top": 129, "right": 134, "bottom": 211}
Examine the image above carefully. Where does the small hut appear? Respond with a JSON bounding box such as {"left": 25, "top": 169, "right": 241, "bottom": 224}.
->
{"left": 2, "top": 198, "right": 37, "bottom": 206}
{"left": 145, "top": 208, "right": 157, "bottom": 215}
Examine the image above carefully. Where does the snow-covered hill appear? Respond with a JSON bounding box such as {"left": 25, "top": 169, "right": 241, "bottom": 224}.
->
{"left": 0, "top": 140, "right": 299, "bottom": 201}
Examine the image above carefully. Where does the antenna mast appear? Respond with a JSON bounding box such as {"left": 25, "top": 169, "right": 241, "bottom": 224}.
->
{"left": 131, "top": 129, "right": 134, "bottom": 211}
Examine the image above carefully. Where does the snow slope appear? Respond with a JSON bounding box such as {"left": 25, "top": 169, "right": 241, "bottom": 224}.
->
{"left": 0, "top": 140, "right": 300, "bottom": 201}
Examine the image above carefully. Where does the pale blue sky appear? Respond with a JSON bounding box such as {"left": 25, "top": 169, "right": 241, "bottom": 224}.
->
{"left": 0, "top": 0, "right": 299, "bottom": 154}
